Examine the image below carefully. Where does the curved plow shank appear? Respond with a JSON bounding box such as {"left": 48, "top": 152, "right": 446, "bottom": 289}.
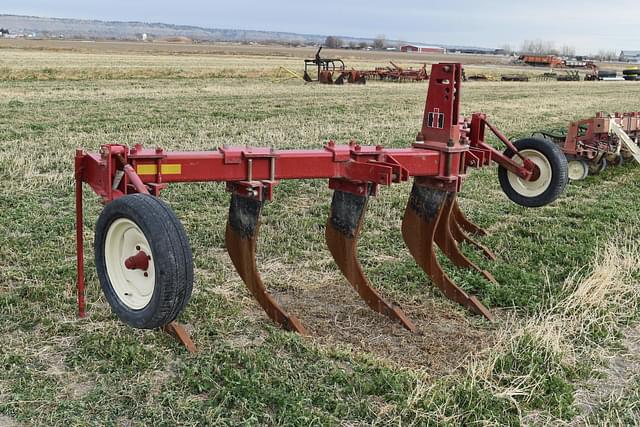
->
{"left": 452, "top": 198, "right": 487, "bottom": 236}
{"left": 401, "top": 183, "right": 494, "bottom": 321}
{"left": 326, "top": 190, "right": 416, "bottom": 332}
{"left": 435, "top": 195, "right": 498, "bottom": 285}
{"left": 225, "top": 194, "right": 307, "bottom": 334}
{"left": 449, "top": 215, "right": 497, "bottom": 261}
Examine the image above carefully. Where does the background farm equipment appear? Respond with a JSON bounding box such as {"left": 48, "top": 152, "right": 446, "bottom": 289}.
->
{"left": 518, "top": 54, "right": 565, "bottom": 68}
{"left": 75, "top": 63, "right": 569, "bottom": 351}
{"left": 557, "top": 70, "right": 581, "bottom": 81}
{"left": 363, "top": 62, "right": 429, "bottom": 82}
{"left": 536, "top": 72, "right": 558, "bottom": 81}
{"left": 501, "top": 74, "right": 529, "bottom": 82}
{"left": 623, "top": 68, "right": 639, "bottom": 81}
{"left": 533, "top": 112, "right": 640, "bottom": 180}
{"left": 303, "top": 46, "right": 366, "bottom": 85}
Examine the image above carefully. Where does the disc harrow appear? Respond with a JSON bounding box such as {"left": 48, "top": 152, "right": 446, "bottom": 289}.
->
{"left": 74, "top": 63, "right": 569, "bottom": 351}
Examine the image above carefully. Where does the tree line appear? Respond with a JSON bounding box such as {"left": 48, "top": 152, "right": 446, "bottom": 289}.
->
{"left": 324, "top": 35, "right": 386, "bottom": 49}
{"left": 498, "top": 39, "right": 617, "bottom": 60}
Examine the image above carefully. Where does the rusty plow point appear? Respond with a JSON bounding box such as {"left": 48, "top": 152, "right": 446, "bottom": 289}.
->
{"left": 435, "top": 195, "right": 499, "bottom": 285}
{"left": 401, "top": 182, "right": 494, "bottom": 321}
{"left": 326, "top": 190, "right": 416, "bottom": 332}
{"left": 452, "top": 198, "right": 487, "bottom": 237}
{"left": 225, "top": 194, "right": 307, "bottom": 334}
{"left": 162, "top": 321, "right": 197, "bottom": 353}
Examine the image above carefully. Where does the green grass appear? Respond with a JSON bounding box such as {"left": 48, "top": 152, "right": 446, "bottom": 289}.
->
{"left": 1, "top": 47, "right": 640, "bottom": 425}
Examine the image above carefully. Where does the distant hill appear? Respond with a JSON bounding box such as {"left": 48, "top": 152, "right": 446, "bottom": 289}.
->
{"left": 0, "top": 14, "right": 403, "bottom": 46}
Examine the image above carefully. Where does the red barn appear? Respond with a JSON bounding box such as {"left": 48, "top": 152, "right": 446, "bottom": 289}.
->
{"left": 400, "top": 44, "right": 445, "bottom": 54}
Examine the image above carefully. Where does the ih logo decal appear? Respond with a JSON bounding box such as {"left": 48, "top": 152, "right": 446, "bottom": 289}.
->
{"left": 427, "top": 108, "right": 445, "bottom": 129}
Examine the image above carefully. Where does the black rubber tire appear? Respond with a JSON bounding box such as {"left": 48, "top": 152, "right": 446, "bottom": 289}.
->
{"left": 588, "top": 157, "right": 607, "bottom": 175}
{"left": 498, "top": 138, "right": 568, "bottom": 208}
{"left": 598, "top": 70, "right": 617, "bottom": 78}
{"left": 95, "top": 194, "right": 193, "bottom": 329}
{"left": 612, "top": 154, "right": 624, "bottom": 167}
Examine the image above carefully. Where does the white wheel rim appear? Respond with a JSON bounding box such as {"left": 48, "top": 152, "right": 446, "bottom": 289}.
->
{"left": 507, "top": 149, "right": 553, "bottom": 198}
{"left": 105, "top": 218, "right": 155, "bottom": 310}
{"left": 567, "top": 160, "right": 587, "bottom": 181}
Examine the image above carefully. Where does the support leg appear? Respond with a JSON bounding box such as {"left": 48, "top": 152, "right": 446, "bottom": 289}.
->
{"left": 162, "top": 321, "right": 197, "bottom": 353}
{"left": 75, "top": 150, "right": 86, "bottom": 318}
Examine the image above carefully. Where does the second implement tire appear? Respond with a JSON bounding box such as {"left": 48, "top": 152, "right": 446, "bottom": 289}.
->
{"left": 567, "top": 158, "right": 589, "bottom": 181}
{"left": 498, "top": 138, "right": 568, "bottom": 208}
{"left": 95, "top": 194, "right": 193, "bottom": 329}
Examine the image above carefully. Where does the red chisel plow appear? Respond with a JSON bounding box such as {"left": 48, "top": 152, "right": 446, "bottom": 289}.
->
{"left": 74, "top": 63, "right": 568, "bottom": 351}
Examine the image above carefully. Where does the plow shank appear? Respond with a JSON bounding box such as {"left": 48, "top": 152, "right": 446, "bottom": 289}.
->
{"left": 226, "top": 194, "right": 307, "bottom": 334}
{"left": 326, "top": 190, "right": 416, "bottom": 332}
{"left": 402, "top": 182, "right": 494, "bottom": 321}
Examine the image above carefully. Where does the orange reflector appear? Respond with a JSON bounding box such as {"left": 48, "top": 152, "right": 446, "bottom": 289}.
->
{"left": 136, "top": 164, "right": 182, "bottom": 175}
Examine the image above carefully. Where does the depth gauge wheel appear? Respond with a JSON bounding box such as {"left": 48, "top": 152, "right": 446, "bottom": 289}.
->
{"left": 95, "top": 194, "right": 193, "bottom": 329}
{"left": 567, "top": 158, "right": 589, "bottom": 181}
{"left": 498, "top": 138, "right": 568, "bottom": 207}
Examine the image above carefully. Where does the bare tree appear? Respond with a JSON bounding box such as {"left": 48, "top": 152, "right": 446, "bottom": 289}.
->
{"left": 373, "top": 35, "right": 386, "bottom": 50}
{"left": 520, "top": 39, "right": 558, "bottom": 55}
{"left": 560, "top": 45, "right": 576, "bottom": 57}
{"left": 499, "top": 44, "right": 513, "bottom": 55}
{"left": 596, "top": 50, "right": 617, "bottom": 61}
{"left": 358, "top": 41, "right": 369, "bottom": 50}
{"left": 324, "top": 36, "right": 341, "bottom": 49}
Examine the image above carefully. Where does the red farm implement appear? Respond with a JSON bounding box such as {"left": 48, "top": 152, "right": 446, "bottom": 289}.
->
{"left": 533, "top": 112, "right": 640, "bottom": 180}
{"left": 363, "top": 62, "right": 429, "bottom": 82}
{"left": 303, "top": 46, "right": 366, "bottom": 85}
{"left": 75, "top": 63, "right": 569, "bottom": 351}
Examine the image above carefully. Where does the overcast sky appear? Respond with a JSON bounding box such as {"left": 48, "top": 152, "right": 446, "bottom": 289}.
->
{"left": 3, "top": 0, "right": 639, "bottom": 53}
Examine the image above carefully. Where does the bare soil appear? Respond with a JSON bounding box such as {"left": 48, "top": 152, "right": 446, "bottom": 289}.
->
{"left": 278, "top": 281, "right": 493, "bottom": 375}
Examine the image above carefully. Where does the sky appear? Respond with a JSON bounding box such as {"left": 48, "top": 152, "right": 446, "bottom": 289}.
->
{"left": 3, "top": 0, "right": 639, "bottom": 54}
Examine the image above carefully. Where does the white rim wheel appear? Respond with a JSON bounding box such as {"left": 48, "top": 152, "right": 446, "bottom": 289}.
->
{"left": 506, "top": 149, "right": 553, "bottom": 198}
{"left": 567, "top": 160, "right": 588, "bottom": 181}
{"left": 104, "top": 218, "right": 155, "bottom": 310}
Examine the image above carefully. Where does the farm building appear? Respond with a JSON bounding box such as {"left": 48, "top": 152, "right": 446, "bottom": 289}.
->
{"left": 400, "top": 44, "right": 445, "bottom": 54}
{"left": 620, "top": 50, "right": 640, "bottom": 63}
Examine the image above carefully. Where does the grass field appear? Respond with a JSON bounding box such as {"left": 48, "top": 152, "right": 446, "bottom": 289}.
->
{"left": 1, "top": 42, "right": 640, "bottom": 426}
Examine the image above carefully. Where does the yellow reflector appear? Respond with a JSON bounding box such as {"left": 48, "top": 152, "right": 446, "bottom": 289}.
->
{"left": 136, "top": 164, "right": 182, "bottom": 175}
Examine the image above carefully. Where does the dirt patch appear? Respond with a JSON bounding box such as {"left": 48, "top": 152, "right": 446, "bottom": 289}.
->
{"left": 0, "top": 415, "right": 19, "bottom": 427}
{"left": 571, "top": 323, "right": 640, "bottom": 425}
{"left": 277, "top": 281, "right": 494, "bottom": 375}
